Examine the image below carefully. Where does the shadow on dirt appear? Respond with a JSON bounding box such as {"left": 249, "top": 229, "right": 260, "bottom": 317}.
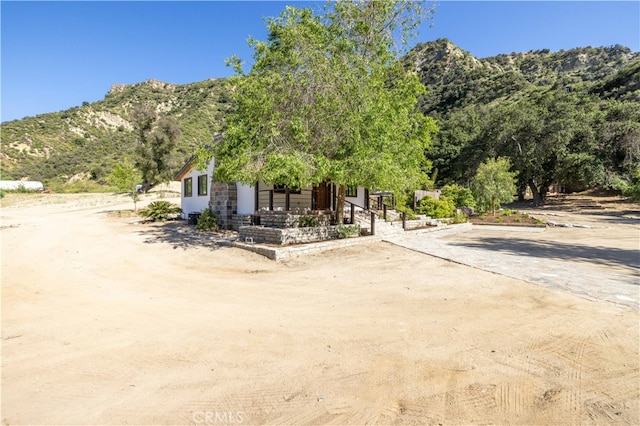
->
{"left": 450, "top": 237, "right": 640, "bottom": 277}
{"left": 137, "top": 221, "right": 237, "bottom": 251}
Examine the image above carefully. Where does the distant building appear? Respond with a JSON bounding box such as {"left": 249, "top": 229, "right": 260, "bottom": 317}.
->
{"left": 0, "top": 181, "right": 44, "bottom": 191}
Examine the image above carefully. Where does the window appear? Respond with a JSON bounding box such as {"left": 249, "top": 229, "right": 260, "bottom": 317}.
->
{"left": 346, "top": 185, "right": 357, "bottom": 197}
{"left": 197, "top": 175, "right": 208, "bottom": 196}
{"left": 273, "top": 184, "right": 301, "bottom": 194}
{"left": 184, "top": 177, "right": 192, "bottom": 197}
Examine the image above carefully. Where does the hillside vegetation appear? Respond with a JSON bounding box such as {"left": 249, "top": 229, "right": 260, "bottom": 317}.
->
{"left": 1, "top": 40, "right": 638, "bottom": 199}
{"left": 1, "top": 78, "right": 231, "bottom": 185}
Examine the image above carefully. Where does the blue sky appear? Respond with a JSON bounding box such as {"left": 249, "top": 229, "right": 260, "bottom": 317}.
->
{"left": 1, "top": 1, "right": 639, "bottom": 122}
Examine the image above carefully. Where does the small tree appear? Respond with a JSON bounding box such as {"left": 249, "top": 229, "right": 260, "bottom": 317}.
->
{"left": 107, "top": 159, "right": 142, "bottom": 210}
{"left": 472, "top": 157, "right": 516, "bottom": 214}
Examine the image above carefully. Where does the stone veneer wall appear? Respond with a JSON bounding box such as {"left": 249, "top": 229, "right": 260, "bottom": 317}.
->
{"left": 231, "top": 214, "right": 253, "bottom": 232}
{"left": 256, "top": 211, "right": 332, "bottom": 228}
{"left": 210, "top": 183, "right": 238, "bottom": 230}
{"left": 238, "top": 224, "right": 359, "bottom": 245}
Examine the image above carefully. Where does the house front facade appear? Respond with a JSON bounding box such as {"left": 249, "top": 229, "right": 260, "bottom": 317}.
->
{"left": 175, "top": 155, "right": 368, "bottom": 230}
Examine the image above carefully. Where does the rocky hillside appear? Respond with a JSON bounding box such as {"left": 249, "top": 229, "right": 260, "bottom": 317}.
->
{"left": 403, "top": 38, "right": 639, "bottom": 115}
{"left": 1, "top": 39, "right": 638, "bottom": 186}
{"left": 1, "top": 78, "right": 231, "bottom": 183}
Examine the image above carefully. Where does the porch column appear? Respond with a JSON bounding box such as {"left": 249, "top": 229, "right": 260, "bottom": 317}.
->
{"left": 311, "top": 186, "right": 317, "bottom": 210}
{"left": 255, "top": 182, "right": 259, "bottom": 211}
{"left": 285, "top": 188, "right": 290, "bottom": 211}
{"left": 370, "top": 212, "right": 376, "bottom": 236}
{"left": 332, "top": 184, "right": 337, "bottom": 211}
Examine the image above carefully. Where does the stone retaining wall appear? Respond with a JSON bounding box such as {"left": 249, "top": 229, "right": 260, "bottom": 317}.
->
{"left": 404, "top": 217, "right": 440, "bottom": 230}
{"left": 239, "top": 224, "right": 359, "bottom": 245}
{"left": 256, "top": 210, "right": 332, "bottom": 228}
{"left": 231, "top": 214, "right": 253, "bottom": 231}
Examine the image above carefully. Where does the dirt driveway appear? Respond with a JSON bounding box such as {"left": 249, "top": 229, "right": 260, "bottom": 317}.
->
{"left": 1, "top": 193, "right": 639, "bottom": 425}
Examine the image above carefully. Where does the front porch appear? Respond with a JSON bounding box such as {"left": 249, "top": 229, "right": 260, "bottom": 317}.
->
{"left": 254, "top": 181, "right": 373, "bottom": 212}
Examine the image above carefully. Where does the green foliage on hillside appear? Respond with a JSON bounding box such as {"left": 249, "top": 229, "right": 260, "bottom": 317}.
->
{"left": 1, "top": 78, "right": 231, "bottom": 186}
{"left": 413, "top": 40, "right": 640, "bottom": 203}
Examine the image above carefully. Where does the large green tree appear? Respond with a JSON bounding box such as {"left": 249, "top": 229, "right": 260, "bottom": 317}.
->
{"left": 131, "top": 106, "right": 182, "bottom": 190}
{"left": 203, "top": 0, "right": 437, "bottom": 222}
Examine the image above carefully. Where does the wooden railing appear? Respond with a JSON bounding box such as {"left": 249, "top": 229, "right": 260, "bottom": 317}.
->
{"left": 254, "top": 188, "right": 405, "bottom": 237}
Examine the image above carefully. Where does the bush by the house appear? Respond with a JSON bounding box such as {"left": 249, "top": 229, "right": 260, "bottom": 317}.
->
{"left": 138, "top": 201, "right": 182, "bottom": 222}
{"left": 298, "top": 215, "right": 320, "bottom": 227}
{"left": 196, "top": 208, "right": 219, "bottom": 231}
{"left": 336, "top": 224, "right": 360, "bottom": 239}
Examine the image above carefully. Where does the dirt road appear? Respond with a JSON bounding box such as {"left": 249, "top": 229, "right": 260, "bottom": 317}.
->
{"left": 1, "top": 193, "right": 639, "bottom": 425}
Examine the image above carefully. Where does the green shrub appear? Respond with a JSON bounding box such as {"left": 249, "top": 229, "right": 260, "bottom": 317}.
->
{"left": 5, "top": 184, "right": 40, "bottom": 194}
{"left": 622, "top": 170, "right": 640, "bottom": 201}
{"left": 45, "top": 179, "right": 110, "bottom": 193}
{"left": 451, "top": 211, "right": 468, "bottom": 224}
{"left": 298, "top": 215, "right": 320, "bottom": 227}
{"left": 441, "top": 183, "right": 476, "bottom": 208}
{"left": 196, "top": 208, "right": 218, "bottom": 230}
{"left": 503, "top": 208, "right": 512, "bottom": 216}
{"left": 138, "top": 201, "right": 182, "bottom": 222}
{"left": 495, "top": 217, "right": 503, "bottom": 223}
{"left": 336, "top": 224, "right": 359, "bottom": 239}
{"left": 417, "top": 196, "right": 456, "bottom": 218}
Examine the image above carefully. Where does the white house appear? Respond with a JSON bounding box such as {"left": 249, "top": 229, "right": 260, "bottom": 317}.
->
{"left": 175, "top": 152, "right": 369, "bottom": 230}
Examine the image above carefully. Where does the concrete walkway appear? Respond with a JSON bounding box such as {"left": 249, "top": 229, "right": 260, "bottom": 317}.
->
{"left": 386, "top": 225, "right": 640, "bottom": 311}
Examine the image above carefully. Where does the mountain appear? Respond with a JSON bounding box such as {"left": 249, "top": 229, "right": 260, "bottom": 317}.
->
{"left": 1, "top": 39, "right": 638, "bottom": 187}
{"left": 403, "top": 38, "right": 639, "bottom": 116}
{"left": 1, "top": 78, "right": 231, "bottom": 184}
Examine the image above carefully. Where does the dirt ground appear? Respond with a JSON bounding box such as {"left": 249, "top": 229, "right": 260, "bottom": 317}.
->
{"left": 1, "top": 191, "right": 639, "bottom": 425}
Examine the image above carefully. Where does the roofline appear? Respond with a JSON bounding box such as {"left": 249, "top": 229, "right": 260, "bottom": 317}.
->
{"left": 173, "top": 134, "right": 223, "bottom": 181}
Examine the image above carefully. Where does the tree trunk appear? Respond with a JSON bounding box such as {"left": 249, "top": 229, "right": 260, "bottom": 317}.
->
{"left": 517, "top": 183, "right": 527, "bottom": 202}
{"left": 335, "top": 184, "right": 346, "bottom": 225}
{"left": 528, "top": 180, "right": 544, "bottom": 207}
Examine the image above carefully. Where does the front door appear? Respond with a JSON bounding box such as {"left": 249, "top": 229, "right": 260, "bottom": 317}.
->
{"left": 314, "top": 182, "right": 331, "bottom": 210}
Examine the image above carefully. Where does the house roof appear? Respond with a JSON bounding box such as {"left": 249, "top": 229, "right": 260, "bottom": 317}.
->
{"left": 173, "top": 157, "right": 196, "bottom": 181}
{"left": 173, "top": 134, "right": 222, "bottom": 181}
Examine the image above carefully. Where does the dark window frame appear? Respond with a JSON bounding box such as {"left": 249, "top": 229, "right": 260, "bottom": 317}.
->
{"left": 273, "top": 184, "right": 301, "bottom": 194}
{"left": 184, "top": 177, "right": 193, "bottom": 197}
{"left": 346, "top": 185, "right": 358, "bottom": 198}
{"left": 197, "top": 174, "right": 208, "bottom": 196}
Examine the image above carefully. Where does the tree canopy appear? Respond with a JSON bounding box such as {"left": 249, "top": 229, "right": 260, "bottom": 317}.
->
{"left": 472, "top": 157, "right": 517, "bottom": 214}
{"left": 132, "top": 106, "right": 182, "bottom": 190}
{"left": 107, "top": 158, "right": 142, "bottom": 209}
{"left": 202, "top": 0, "right": 437, "bottom": 220}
